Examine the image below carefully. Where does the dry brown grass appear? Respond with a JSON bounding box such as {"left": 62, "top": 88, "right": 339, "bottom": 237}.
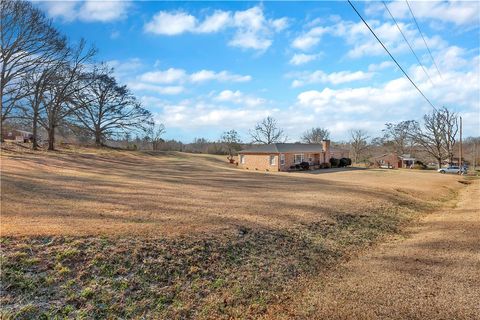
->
{"left": 1, "top": 145, "right": 459, "bottom": 238}
{"left": 0, "top": 144, "right": 470, "bottom": 319}
{"left": 262, "top": 181, "right": 480, "bottom": 320}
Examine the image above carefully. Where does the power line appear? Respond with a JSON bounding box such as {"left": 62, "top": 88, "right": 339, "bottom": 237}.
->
{"left": 405, "top": 0, "right": 443, "bottom": 79}
{"left": 382, "top": 1, "right": 434, "bottom": 86}
{"left": 347, "top": 0, "right": 438, "bottom": 112}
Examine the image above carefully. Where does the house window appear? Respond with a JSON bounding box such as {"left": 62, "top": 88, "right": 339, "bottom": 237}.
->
{"left": 280, "top": 154, "right": 285, "bottom": 166}
{"left": 240, "top": 155, "right": 245, "bottom": 164}
{"left": 294, "top": 154, "right": 304, "bottom": 164}
{"left": 269, "top": 155, "right": 276, "bottom": 166}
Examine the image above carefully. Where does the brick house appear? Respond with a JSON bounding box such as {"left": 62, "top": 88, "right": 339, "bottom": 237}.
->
{"left": 2, "top": 129, "right": 33, "bottom": 142}
{"left": 238, "top": 140, "right": 331, "bottom": 172}
{"left": 373, "top": 153, "right": 416, "bottom": 169}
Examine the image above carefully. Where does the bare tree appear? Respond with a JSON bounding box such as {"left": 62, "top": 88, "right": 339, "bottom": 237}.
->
{"left": 21, "top": 68, "right": 51, "bottom": 149}
{"left": 438, "top": 107, "right": 458, "bottom": 164}
{"left": 189, "top": 137, "right": 210, "bottom": 153}
{"left": 20, "top": 50, "right": 68, "bottom": 149}
{"left": 151, "top": 123, "right": 166, "bottom": 151}
{"left": 301, "top": 127, "right": 330, "bottom": 144}
{"left": 73, "top": 66, "right": 152, "bottom": 146}
{"left": 406, "top": 107, "right": 458, "bottom": 168}
{"left": 250, "top": 116, "right": 286, "bottom": 144}
{"left": 221, "top": 129, "right": 242, "bottom": 160}
{"left": 349, "top": 129, "right": 370, "bottom": 163}
{"left": 382, "top": 121, "right": 416, "bottom": 155}
{"left": 464, "top": 136, "right": 479, "bottom": 170}
{"left": 0, "top": 0, "right": 65, "bottom": 141}
{"left": 37, "top": 39, "right": 96, "bottom": 150}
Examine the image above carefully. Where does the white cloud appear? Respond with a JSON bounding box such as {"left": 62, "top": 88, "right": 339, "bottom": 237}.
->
{"left": 368, "top": 61, "right": 395, "bottom": 72}
{"left": 215, "top": 90, "right": 242, "bottom": 101}
{"left": 292, "top": 26, "right": 329, "bottom": 51}
{"left": 139, "top": 68, "right": 187, "bottom": 84}
{"left": 292, "top": 18, "right": 447, "bottom": 58}
{"left": 229, "top": 7, "right": 279, "bottom": 51}
{"left": 289, "top": 53, "right": 321, "bottom": 66}
{"left": 214, "top": 90, "right": 266, "bottom": 107}
{"left": 144, "top": 11, "right": 197, "bottom": 35}
{"left": 38, "top": 0, "right": 130, "bottom": 22}
{"left": 138, "top": 68, "right": 251, "bottom": 85}
{"left": 127, "top": 67, "right": 251, "bottom": 96}
{"left": 128, "top": 83, "right": 185, "bottom": 95}
{"left": 293, "top": 47, "right": 479, "bottom": 137}
{"left": 107, "top": 58, "right": 143, "bottom": 80}
{"left": 149, "top": 48, "right": 479, "bottom": 139}
{"left": 144, "top": 6, "right": 287, "bottom": 51}
{"left": 289, "top": 70, "right": 374, "bottom": 87}
{"left": 78, "top": 1, "right": 129, "bottom": 22}
{"left": 190, "top": 70, "right": 251, "bottom": 83}
{"left": 366, "top": 1, "right": 480, "bottom": 27}
{"left": 38, "top": 0, "right": 79, "bottom": 22}
{"left": 157, "top": 101, "right": 274, "bottom": 129}
{"left": 197, "top": 11, "right": 231, "bottom": 33}
{"left": 271, "top": 17, "right": 289, "bottom": 32}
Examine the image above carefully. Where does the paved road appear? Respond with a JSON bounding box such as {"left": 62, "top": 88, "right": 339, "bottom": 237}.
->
{"left": 268, "top": 180, "right": 480, "bottom": 319}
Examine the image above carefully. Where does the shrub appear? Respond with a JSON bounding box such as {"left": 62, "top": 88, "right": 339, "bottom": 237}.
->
{"left": 299, "top": 161, "right": 310, "bottom": 170}
{"left": 338, "top": 158, "right": 348, "bottom": 168}
{"left": 320, "top": 163, "right": 331, "bottom": 169}
{"left": 412, "top": 162, "right": 427, "bottom": 169}
{"left": 329, "top": 157, "right": 340, "bottom": 167}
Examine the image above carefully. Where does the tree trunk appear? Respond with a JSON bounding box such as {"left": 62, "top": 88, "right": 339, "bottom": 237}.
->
{"left": 0, "top": 86, "right": 3, "bottom": 143}
{"left": 448, "top": 152, "right": 454, "bottom": 165}
{"left": 0, "top": 117, "right": 3, "bottom": 143}
{"left": 95, "top": 133, "right": 102, "bottom": 146}
{"left": 48, "top": 125, "right": 55, "bottom": 151}
{"left": 32, "top": 110, "right": 39, "bottom": 150}
{"left": 437, "top": 157, "right": 442, "bottom": 169}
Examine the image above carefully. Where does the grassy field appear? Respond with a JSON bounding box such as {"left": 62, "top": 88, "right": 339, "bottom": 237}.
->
{"left": 0, "top": 144, "right": 466, "bottom": 319}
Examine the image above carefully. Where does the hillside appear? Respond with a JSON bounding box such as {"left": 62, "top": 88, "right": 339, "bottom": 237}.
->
{"left": 0, "top": 146, "right": 468, "bottom": 318}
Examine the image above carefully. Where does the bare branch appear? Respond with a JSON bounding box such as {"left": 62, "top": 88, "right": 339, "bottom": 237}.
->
{"left": 249, "top": 116, "right": 286, "bottom": 144}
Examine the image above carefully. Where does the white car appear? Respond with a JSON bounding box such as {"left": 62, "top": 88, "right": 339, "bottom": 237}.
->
{"left": 437, "top": 166, "right": 466, "bottom": 174}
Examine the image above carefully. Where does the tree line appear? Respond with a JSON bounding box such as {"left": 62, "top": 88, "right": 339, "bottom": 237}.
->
{"left": 1, "top": 0, "right": 154, "bottom": 150}
{"left": 233, "top": 107, "right": 472, "bottom": 169}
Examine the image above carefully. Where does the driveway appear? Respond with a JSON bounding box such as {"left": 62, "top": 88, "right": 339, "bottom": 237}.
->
{"left": 266, "top": 179, "right": 480, "bottom": 319}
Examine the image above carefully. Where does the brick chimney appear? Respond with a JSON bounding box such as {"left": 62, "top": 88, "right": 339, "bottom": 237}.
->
{"left": 321, "top": 139, "right": 331, "bottom": 163}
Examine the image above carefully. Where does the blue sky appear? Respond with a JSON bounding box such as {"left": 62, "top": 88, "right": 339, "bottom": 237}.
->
{"left": 35, "top": 1, "right": 480, "bottom": 142}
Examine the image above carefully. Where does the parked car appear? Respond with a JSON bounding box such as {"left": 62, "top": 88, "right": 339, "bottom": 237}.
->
{"left": 437, "top": 166, "right": 466, "bottom": 174}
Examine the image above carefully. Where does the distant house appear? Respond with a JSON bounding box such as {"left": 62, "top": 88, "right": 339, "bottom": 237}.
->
{"left": 373, "top": 153, "right": 416, "bottom": 169}
{"left": 238, "top": 140, "right": 330, "bottom": 172}
{"left": 2, "top": 129, "right": 33, "bottom": 143}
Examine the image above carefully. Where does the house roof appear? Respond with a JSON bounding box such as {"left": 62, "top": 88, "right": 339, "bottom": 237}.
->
{"left": 399, "top": 154, "right": 415, "bottom": 161}
{"left": 373, "top": 153, "right": 416, "bottom": 160}
{"left": 239, "top": 143, "right": 324, "bottom": 154}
